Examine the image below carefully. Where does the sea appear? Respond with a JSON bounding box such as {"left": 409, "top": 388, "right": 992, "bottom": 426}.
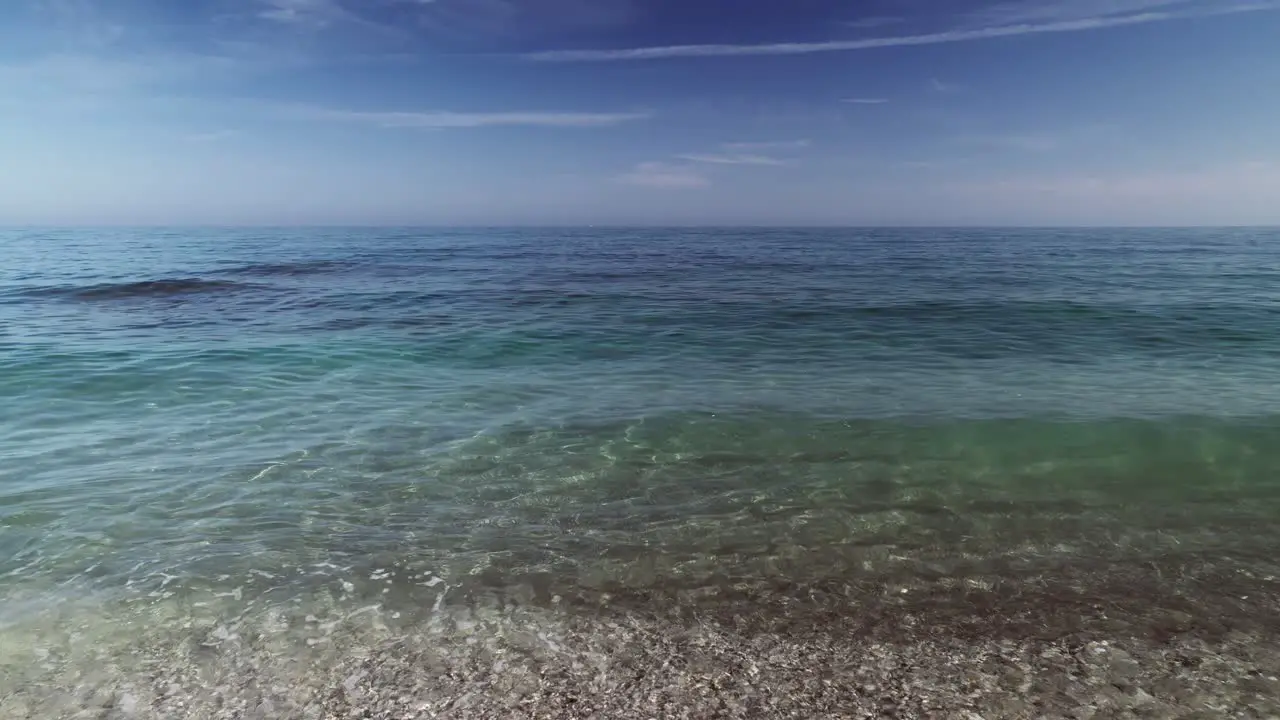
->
{"left": 3, "top": 227, "right": 1280, "bottom": 717}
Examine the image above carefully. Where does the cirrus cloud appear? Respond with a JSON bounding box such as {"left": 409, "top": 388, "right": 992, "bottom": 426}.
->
{"left": 297, "top": 106, "right": 652, "bottom": 128}
{"left": 617, "top": 161, "right": 709, "bottom": 188}
{"left": 526, "top": 2, "right": 1278, "bottom": 62}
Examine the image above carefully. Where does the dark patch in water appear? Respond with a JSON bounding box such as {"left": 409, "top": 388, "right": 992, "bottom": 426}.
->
{"left": 220, "top": 260, "right": 350, "bottom": 277}
{"left": 33, "top": 278, "right": 254, "bottom": 302}
{"left": 311, "top": 314, "right": 461, "bottom": 332}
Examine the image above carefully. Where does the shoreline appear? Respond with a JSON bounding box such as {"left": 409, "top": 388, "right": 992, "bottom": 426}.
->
{"left": 5, "top": 550, "right": 1280, "bottom": 719}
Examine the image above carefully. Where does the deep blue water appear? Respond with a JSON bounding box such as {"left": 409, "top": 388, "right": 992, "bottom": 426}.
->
{"left": 3, "top": 227, "right": 1280, "bottom": 705}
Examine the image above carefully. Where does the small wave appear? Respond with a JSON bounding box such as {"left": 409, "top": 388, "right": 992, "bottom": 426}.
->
{"left": 27, "top": 278, "right": 255, "bottom": 302}
{"left": 219, "top": 260, "right": 350, "bottom": 278}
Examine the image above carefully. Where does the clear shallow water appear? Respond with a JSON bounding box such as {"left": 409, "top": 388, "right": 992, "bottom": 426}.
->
{"left": 4, "top": 227, "right": 1280, "bottom": 712}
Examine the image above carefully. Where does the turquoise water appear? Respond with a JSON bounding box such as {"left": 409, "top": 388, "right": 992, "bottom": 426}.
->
{"left": 4, "top": 227, "right": 1280, "bottom": 712}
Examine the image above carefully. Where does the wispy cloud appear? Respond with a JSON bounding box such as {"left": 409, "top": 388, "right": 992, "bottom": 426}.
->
{"left": 676, "top": 139, "right": 810, "bottom": 166}
{"left": 966, "top": 0, "right": 1194, "bottom": 26}
{"left": 187, "top": 130, "right": 240, "bottom": 143}
{"left": 901, "top": 161, "right": 937, "bottom": 170}
{"left": 259, "top": 0, "right": 344, "bottom": 27}
{"left": 846, "top": 16, "right": 905, "bottom": 29}
{"left": 677, "top": 153, "right": 787, "bottom": 166}
{"left": 930, "top": 78, "right": 964, "bottom": 94}
{"left": 302, "top": 107, "right": 651, "bottom": 128}
{"left": 617, "top": 162, "right": 709, "bottom": 188}
{"left": 623, "top": 139, "right": 804, "bottom": 186}
{"left": 963, "top": 133, "right": 1060, "bottom": 152}
{"left": 842, "top": 97, "right": 889, "bottom": 104}
{"left": 722, "top": 140, "right": 811, "bottom": 151}
{"left": 527, "top": 3, "right": 1277, "bottom": 62}
{"left": 900, "top": 159, "right": 971, "bottom": 170}
{"left": 256, "top": 0, "right": 404, "bottom": 36}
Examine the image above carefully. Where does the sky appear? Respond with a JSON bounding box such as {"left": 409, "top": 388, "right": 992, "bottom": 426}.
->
{"left": 2, "top": 0, "right": 1279, "bottom": 226}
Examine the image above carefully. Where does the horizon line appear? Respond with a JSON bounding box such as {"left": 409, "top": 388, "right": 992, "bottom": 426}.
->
{"left": 4, "top": 224, "right": 1276, "bottom": 230}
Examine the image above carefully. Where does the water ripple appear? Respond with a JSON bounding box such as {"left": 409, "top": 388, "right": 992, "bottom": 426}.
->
{"left": 3, "top": 226, "right": 1280, "bottom": 647}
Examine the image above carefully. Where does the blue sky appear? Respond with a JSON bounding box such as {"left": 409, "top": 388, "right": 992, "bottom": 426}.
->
{"left": 2, "top": 0, "right": 1279, "bottom": 225}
